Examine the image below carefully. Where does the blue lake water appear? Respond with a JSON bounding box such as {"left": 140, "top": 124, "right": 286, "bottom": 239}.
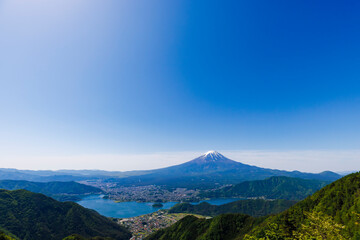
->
{"left": 77, "top": 195, "right": 244, "bottom": 218}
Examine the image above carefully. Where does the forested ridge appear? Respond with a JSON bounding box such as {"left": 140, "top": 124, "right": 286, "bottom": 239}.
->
{"left": 0, "top": 180, "right": 102, "bottom": 201}
{"left": 200, "top": 176, "right": 329, "bottom": 200}
{"left": 169, "top": 199, "right": 297, "bottom": 217}
{"left": 146, "top": 172, "right": 360, "bottom": 239}
{"left": 0, "top": 189, "right": 131, "bottom": 240}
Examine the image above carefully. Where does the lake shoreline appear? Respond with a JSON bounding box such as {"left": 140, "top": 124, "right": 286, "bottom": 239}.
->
{"left": 77, "top": 195, "right": 245, "bottom": 218}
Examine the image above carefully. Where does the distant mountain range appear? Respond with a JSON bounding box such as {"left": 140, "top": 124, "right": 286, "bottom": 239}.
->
{"left": 0, "top": 180, "right": 102, "bottom": 201}
{"left": 0, "top": 168, "right": 147, "bottom": 182}
{"left": 108, "top": 151, "right": 341, "bottom": 188}
{"left": 200, "top": 176, "right": 329, "bottom": 200}
{"left": 0, "top": 151, "right": 341, "bottom": 189}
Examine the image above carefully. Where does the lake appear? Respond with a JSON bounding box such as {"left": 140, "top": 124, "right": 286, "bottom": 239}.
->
{"left": 77, "top": 195, "right": 244, "bottom": 218}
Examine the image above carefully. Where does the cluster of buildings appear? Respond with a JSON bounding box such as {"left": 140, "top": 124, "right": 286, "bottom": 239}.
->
{"left": 93, "top": 184, "right": 200, "bottom": 202}
{"left": 118, "top": 210, "right": 188, "bottom": 240}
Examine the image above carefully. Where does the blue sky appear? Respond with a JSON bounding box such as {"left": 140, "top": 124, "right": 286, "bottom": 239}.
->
{"left": 0, "top": 0, "right": 359, "bottom": 171}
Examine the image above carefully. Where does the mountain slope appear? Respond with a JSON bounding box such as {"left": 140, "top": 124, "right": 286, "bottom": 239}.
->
{"left": 0, "top": 189, "right": 131, "bottom": 240}
{"left": 0, "top": 180, "right": 103, "bottom": 201}
{"left": 168, "top": 199, "right": 297, "bottom": 217}
{"left": 0, "top": 169, "right": 89, "bottom": 182}
{"left": 201, "top": 176, "right": 329, "bottom": 200}
{"left": 110, "top": 151, "right": 340, "bottom": 189}
{"left": 145, "top": 214, "right": 263, "bottom": 240}
{"left": 0, "top": 168, "right": 151, "bottom": 182}
{"left": 143, "top": 172, "right": 360, "bottom": 240}
{"left": 247, "top": 171, "right": 360, "bottom": 239}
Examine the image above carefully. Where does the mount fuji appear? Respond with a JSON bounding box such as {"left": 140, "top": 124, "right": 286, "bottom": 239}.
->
{"left": 110, "top": 151, "right": 341, "bottom": 189}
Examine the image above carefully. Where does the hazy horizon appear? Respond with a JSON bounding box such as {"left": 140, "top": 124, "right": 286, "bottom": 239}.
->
{"left": 1, "top": 150, "right": 359, "bottom": 173}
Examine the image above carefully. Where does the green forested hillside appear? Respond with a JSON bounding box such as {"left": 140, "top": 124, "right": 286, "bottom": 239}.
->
{"left": 0, "top": 180, "right": 102, "bottom": 201}
{"left": 145, "top": 214, "right": 264, "bottom": 240}
{"left": 0, "top": 189, "right": 131, "bottom": 240}
{"left": 169, "top": 199, "right": 296, "bottom": 217}
{"left": 201, "top": 176, "right": 329, "bottom": 200}
{"left": 145, "top": 172, "right": 360, "bottom": 240}
{"left": 246, "top": 172, "right": 360, "bottom": 239}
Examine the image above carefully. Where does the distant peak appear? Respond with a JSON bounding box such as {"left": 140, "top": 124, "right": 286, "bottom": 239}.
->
{"left": 199, "top": 151, "right": 227, "bottom": 162}
{"left": 205, "top": 150, "right": 218, "bottom": 156}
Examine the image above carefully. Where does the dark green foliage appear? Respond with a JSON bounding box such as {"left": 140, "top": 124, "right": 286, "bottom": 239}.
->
{"left": 0, "top": 180, "right": 102, "bottom": 201}
{"left": 63, "top": 234, "right": 87, "bottom": 240}
{"left": 63, "top": 234, "right": 114, "bottom": 240}
{"left": 145, "top": 214, "right": 264, "bottom": 240}
{"left": 201, "top": 176, "right": 329, "bottom": 200}
{"left": 146, "top": 215, "right": 211, "bottom": 240}
{"left": 0, "top": 231, "right": 16, "bottom": 240}
{"left": 0, "top": 228, "right": 17, "bottom": 240}
{"left": 169, "top": 199, "right": 297, "bottom": 217}
{"left": 0, "top": 189, "right": 131, "bottom": 240}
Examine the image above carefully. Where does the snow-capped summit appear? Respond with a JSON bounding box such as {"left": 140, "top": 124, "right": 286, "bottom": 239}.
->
{"left": 202, "top": 151, "right": 225, "bottom": 161}
{"left": 189, "top": 150, "right": 233, "bottom": 164}
{"left": 204, "top": 150, "right": 218, "bottom": 156}
{"left": 166, "top": 150, "right": 246, "bottom": 174}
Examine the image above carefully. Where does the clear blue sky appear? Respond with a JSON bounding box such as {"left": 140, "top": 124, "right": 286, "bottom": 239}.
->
{"left": 0, "top": 0, "right": 359, "bottom": 170}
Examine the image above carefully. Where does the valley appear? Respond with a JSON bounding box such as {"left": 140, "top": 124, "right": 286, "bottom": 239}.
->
{"left": 76, "top": 194, "right": 244, "bottom": 218}
{"left": 75, "top": 151, "right": 337, "bottom": 203}
{"left": 83, "top": 184, "right": 201, "bottom": 202}
{"left": 145, "top": 172, "right": 360, "bottom": 240}
{"left": 0, "top": 152, "right": 356, "bottom": 239}
{"left": 2, "top": 1, "right": 357, "bottom": 239}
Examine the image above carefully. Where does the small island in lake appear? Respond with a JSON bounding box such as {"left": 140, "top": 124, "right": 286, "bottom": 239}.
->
{"left": 152, "top": 203, "right": 163, "bottom": 208}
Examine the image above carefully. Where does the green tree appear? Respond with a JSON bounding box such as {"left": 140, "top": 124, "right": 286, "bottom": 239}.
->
{"left": 293, "top": 211, "right": 347, "bottom": 240}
